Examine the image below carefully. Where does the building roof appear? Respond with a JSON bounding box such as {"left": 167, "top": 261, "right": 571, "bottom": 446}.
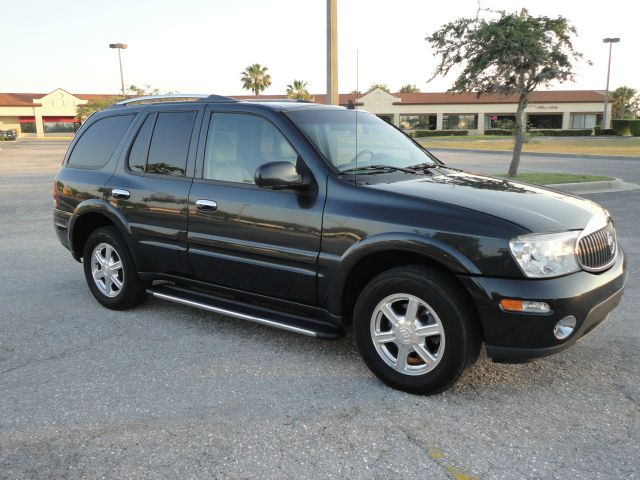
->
{"left": 0, "top": 93, "right": 43, "bottom": 107}
{"left": 0, "top": 92, "right": 118, "bottom": 107}
{"left": 0, "top": 89, "right": 605, "bottom": 108}
{"left": 391, "top": 90, "right": 606, "bottom": 105}
{"left": 233, "top": 89, "right": 605, "bottom": 106}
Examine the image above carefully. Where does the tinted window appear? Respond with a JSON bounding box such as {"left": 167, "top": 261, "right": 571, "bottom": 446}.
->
{"left": 203, "top": 113, "right": 297, "bottom": 183}
{"left": 127, "top": 114, "right": 156, "bottom": 172}
{"left": 146, "top": 112, "right": 196, "bottom": 176}
{"left": 68, "top": 115, "right": 134, "bottom": 168}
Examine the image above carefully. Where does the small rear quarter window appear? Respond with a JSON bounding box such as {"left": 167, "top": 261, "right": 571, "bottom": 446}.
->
{"left": 68, "top": 114, "right": 134, "bottom": 168}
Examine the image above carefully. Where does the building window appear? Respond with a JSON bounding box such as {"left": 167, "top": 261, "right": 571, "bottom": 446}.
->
{"left": 399, "top": 114, "right": 436, "bottom": 131}
{"left": 20, "top": 121, "right": 36, "bottom": 133}
{"left": 377, "top": 114, "right": 394, "bottom": 124}
{"left": 571, "top": 113, "right": 601, "bottom": 129}
{"left": 442, "top": 114, "right": 477, "bottom": 130}
{"left": 527, "top": 114, "right": 562, "bottom": 129}
{"left": 44, "top": 122, "right": 81, "bottom": 133}
{"left": 485, "top": 114, "right": 515, "bottom": 130}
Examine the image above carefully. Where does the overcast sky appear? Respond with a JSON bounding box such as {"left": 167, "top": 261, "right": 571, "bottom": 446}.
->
{"left": 2, "top": 0, "right": 638, "bottom": 95}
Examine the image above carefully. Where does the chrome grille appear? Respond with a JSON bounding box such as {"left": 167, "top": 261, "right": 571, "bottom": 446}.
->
{"left": 577, "top": 221, "right": 617, "bottom": 271}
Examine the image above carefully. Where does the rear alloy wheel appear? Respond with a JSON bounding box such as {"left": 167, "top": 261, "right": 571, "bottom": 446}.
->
{"left": 353, "top": 265, "right": 481, "bottom": 394}
{"left": 91, "top": 242, "right": 125, "bottom": 298}
{"left": 83, "top": 226, "right": 148, "bottom": 310}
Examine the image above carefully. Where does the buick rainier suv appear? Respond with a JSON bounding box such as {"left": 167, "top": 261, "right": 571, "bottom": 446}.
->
{"left": 54, "top": 94, "right": 626, "bottom": 394}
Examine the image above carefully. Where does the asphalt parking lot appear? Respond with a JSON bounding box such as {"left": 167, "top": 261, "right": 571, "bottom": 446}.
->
{"left": 1, "top": 140, "right": 638, "bottom": 479}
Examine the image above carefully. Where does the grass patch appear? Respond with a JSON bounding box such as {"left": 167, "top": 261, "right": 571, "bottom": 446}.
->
{"left": 494, "top": 172, "right": 614, "bottom": 185}
{"left": 419, "top": 137, "right": 640, "bottom": 156}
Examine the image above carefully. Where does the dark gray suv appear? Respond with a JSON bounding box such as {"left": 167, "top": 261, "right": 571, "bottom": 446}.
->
{"left": 54, "top": 94, "right": 626, "bottom": 394}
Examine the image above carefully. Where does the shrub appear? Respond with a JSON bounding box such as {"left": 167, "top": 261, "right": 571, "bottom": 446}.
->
{"left": 484, "top": 128, "right": 512, "bottom": 136}
{"left": 528, "top": 129, "right": 592, "bottom": 136}
{"left": 593, "top": 127, "right": 616, "bottom": 136}
{"left": 612, "top": 119, "right": 640, "bottom": 136}
{"left": 414, "top": 130, "right": 469, "bottom": 137}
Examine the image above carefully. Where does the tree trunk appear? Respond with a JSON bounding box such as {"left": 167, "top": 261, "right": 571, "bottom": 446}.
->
{"left": 508, "top": 94, "right": 528, "bottom": 177}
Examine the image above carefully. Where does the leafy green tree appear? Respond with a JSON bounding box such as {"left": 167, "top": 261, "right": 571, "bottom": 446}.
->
{"left": 76, "top": 96, "right": 120, "bottom": 122}
{"left": 427, "top": 8, "right": 588, "bottom": 177}
{"left": 127, "top": 84, "right": 161, "bottom": 96}
{"left": 75, "top": 85, "right": 165, "bottom": 122}
{"left": 611, "top": 86, "right": 639, "bottom": 119}
{"left": 241, "top": 64, "right": 272, "bottom": 96}
{"left": 286, "top": 80, "right": 314, "bottom": 101}
{"left": 349, "top": 89, "right": 362, "bottom": 95}
{"left": 365, "top": 84, "right": 391, "bottom": 94}
{"left": 399, "top": 84, "right": 421, "bottom": 93}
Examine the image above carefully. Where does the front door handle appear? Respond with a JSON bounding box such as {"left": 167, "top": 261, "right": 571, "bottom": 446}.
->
{"left": 111, "top": 188, "right": 130, "bottom": 200}
{"left": 196, "top": 199, "right": 218, "bottom": 211}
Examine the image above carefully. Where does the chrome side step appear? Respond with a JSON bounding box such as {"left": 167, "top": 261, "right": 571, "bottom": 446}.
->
{"left": 147, "top": 285, "right": 343, "bottom": 339}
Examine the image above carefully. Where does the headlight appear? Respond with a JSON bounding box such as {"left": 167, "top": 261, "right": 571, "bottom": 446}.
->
{"left": 509, "top": 231, "right": 580, "bottom": 278}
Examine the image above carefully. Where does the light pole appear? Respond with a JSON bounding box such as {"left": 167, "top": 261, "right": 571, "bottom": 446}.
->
{"left": 109, "top": 43, "right": 128, "bottom": 98}
{"left": 326, "top": 0, "right": 338, "bottom": 105}
{"left": 602, "top": 37, "right": 620, "bottom": 129}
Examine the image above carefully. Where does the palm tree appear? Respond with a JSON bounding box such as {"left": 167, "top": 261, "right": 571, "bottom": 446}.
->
{"left": 286, "top": 80, "right": 313, "bottom": 101}
{"left": 240, "top": 64, "right": 272, "bottom": 97}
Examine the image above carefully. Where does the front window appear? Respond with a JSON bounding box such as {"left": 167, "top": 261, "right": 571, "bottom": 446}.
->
{"left": 399, "top": 114, "right": 436, "bottom": 131}
{"left": 527, "top": 114, "right": 562, "bottom": 129}
{"left": 571, "top": 113, "right": 600, "bottom": 129}
{"left": 287, "top": 109, "right": 438, "bottom": 172}
{"left": 442, "top": 114, "right": 477, "bottom": 130}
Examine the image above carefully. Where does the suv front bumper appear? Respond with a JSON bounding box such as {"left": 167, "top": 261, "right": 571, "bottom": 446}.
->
{"left": 458, "top": 247, "right": 627, "bottom": 362}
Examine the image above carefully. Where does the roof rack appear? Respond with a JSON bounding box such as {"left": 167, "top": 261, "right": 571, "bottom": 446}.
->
{"left": 244, "top": 98, "right": 313, "bottom": 103}
{"left": 112, "top": 94, "right": 238, "bottom": 107}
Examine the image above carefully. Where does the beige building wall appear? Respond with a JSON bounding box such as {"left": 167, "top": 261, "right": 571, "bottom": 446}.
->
{"left": 0, "top": 89, "right": 87, "bottom": 137}
{"left": 356, "top": 89, "right": 613, "bottom": 133}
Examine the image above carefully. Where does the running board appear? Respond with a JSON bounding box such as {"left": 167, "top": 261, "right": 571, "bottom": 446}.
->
{"left": 147, "top": 285, "right": 343, "bottom": 339}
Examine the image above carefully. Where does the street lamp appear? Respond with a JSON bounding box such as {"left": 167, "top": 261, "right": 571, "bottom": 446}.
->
{"left": 602, "top": 37, "right": 620, "bottom": 129}
{"left": 109, "top": 43, "right": 128, "bottom": 98}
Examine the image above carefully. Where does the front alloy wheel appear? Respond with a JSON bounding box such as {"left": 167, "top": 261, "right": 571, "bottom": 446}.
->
{"left": 371, "top": 294, "right": 445, "bottom": 376}
{"left": 353, "top": 265, "right": 481, "bottom": 394}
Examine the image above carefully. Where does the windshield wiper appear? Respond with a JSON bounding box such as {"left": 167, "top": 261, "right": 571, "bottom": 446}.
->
{"left": 339, "top": 164, "right": 417, "bottom": 175}
{"left": 407, "top": 162, "right": 441, "bottom": 171}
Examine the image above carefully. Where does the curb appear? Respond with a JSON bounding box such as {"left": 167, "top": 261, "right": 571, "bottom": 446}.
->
{"left": 426, "top": 146, "right": 640, "bottom": 161}
{"left": 545, "top": 178, "right": 640, "bottom": 195}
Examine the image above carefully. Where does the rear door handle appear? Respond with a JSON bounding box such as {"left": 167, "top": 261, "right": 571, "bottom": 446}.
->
{"left": 111, "top": 188, "right": 130, "bottom": 200}
{"left": 196, "top": 199, "right": 218, "bottom": 211}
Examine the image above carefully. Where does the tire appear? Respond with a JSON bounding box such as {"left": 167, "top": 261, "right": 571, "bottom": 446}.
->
{"left": 353, "top": 265, "right": 481, "bottom": 394}
{"left": 82, "top": 226, "right": 148, "bottom": 310}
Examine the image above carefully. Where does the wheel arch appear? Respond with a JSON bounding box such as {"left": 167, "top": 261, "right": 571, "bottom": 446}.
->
{"left": 69, "top": 201, "right": 136, "bottom": 265}
{"left": 328, "top": 234, "right": 483, "bottom": 337}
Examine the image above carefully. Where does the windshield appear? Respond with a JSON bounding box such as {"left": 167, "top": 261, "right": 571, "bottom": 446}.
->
{"left": 286, "top": 109, "right": 439, "bottom": 172}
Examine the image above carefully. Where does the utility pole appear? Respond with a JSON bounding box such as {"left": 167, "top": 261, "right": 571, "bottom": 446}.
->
{"left": 602, "top": 37, "right": 620, "bottom": 129}
{"left": 327, "top": 0, "right": 338, "bottom": 105}
{"left": 109, "top": 43, "right": 128, "bottom": 98}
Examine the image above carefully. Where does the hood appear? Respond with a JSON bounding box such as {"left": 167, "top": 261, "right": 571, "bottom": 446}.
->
{"left": 367, "top": 168, "right": 605, "bottom": 233}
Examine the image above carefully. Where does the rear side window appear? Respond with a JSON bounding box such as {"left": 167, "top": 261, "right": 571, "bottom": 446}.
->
{"left": 128, "top": 114, "right": 156, "bottom": 173}
{"left": 146, "top": 112, "right": 196, "bottom": 176}
{"left": 68, "top": 115, "right": 134, "bottom": 168}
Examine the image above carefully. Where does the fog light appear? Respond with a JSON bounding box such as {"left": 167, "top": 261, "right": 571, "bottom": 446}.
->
{"left": 554, "top": 316, "right": 577, "bottom": 340}
{"left": 500, "top": 299, "right": 550, "bottom": 313}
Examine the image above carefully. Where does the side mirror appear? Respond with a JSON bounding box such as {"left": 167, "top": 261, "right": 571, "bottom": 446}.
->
{"left": 254, "top": 161, "right": 311, "bottom": 190}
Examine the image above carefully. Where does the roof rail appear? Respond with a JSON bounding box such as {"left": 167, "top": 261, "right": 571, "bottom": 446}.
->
{"left": 112, "top": 93, "right": 238, "bottom": 107}
{"left": 242, "top": 98, "right": 313, "bottom": 103}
